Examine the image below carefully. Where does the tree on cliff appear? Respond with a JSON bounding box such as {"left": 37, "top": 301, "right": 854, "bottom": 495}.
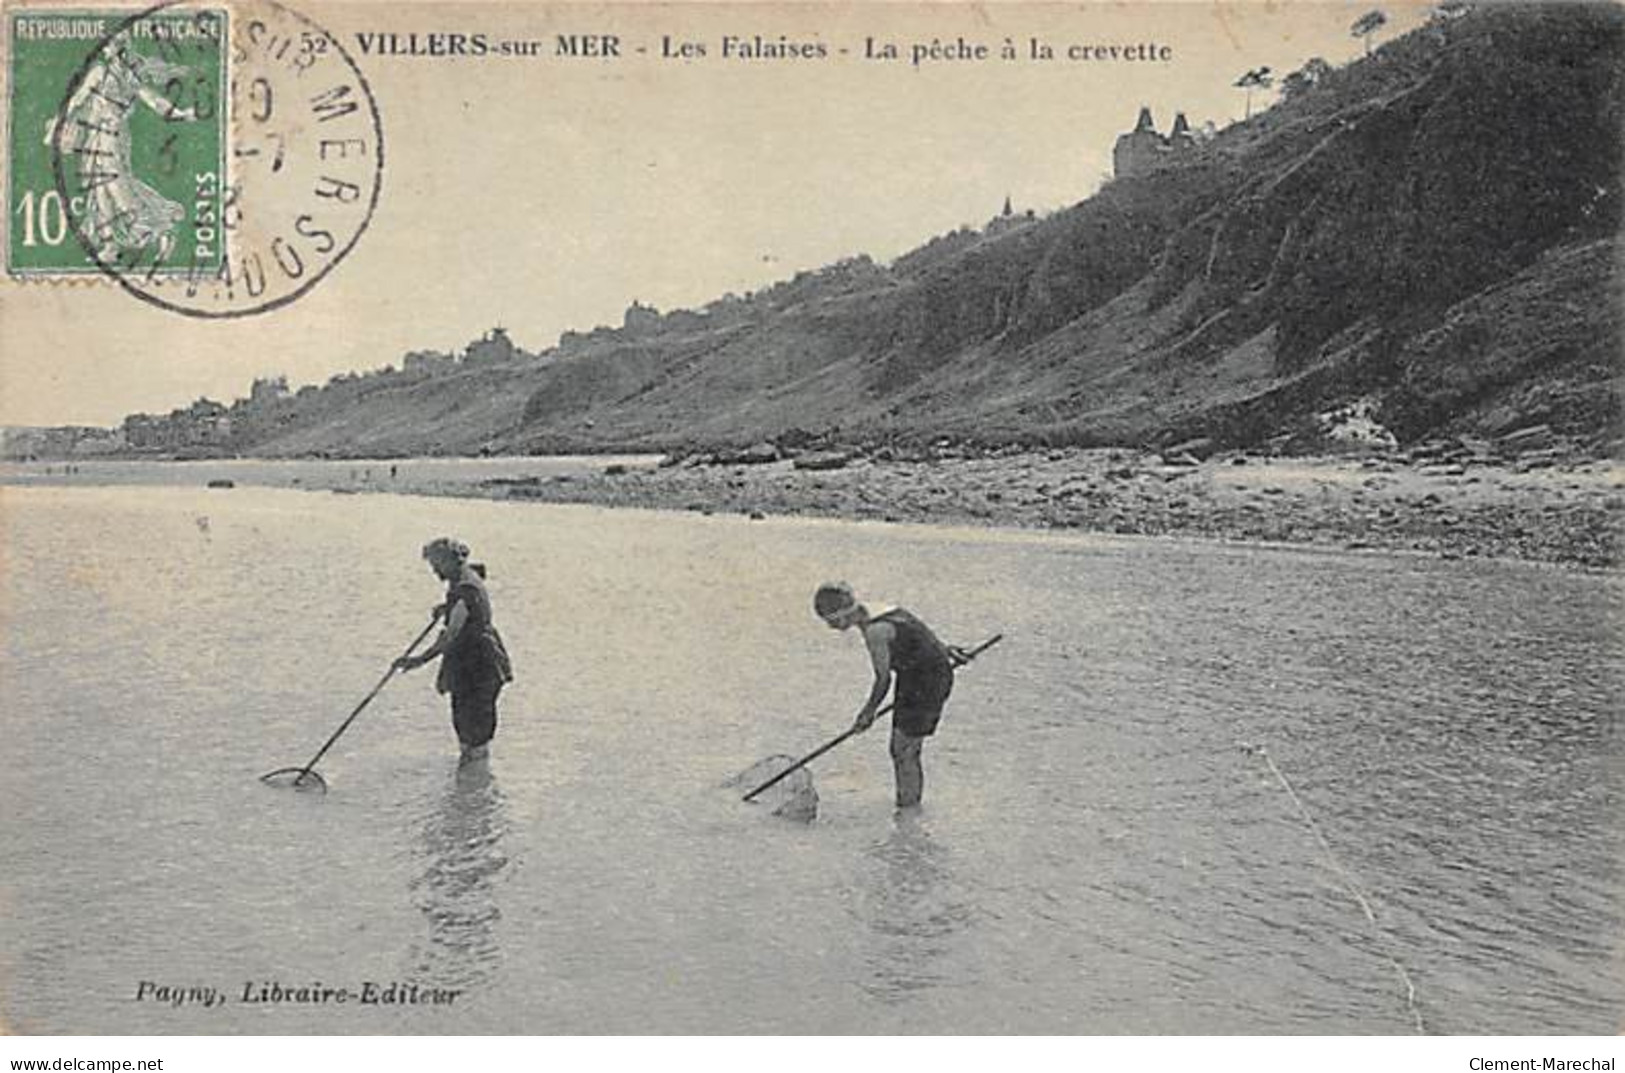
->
{"left": 1352, "top": 10, "right": 1388, "bottom": 56}
{"left": 1233, "top": 67, "right": 1274, "bottom": 119}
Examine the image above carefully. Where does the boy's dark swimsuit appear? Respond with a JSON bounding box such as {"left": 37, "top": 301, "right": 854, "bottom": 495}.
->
{"left": 436, "top": 569, "right": 514, "bottom": 749}
{"left": 874, "top": 608, "right": 954, "bottom": 737}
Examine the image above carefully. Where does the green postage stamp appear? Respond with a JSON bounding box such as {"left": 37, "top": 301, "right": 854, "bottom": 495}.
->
{"left": 7, "top": 6, "right": 227, "bottom": 276}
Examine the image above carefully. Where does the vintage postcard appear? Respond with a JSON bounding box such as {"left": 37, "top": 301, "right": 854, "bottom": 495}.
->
{"left": 0, "top": 0, "right": 1620, "bottom": 1046}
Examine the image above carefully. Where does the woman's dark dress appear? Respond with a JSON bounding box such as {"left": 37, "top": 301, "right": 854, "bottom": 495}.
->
{"left": 435, "top": 572, "right": 513, "bottom": 748}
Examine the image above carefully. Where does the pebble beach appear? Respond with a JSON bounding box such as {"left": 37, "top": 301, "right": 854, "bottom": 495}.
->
{"left": 287, "top": 446, "right": 1623, "bottom": 570}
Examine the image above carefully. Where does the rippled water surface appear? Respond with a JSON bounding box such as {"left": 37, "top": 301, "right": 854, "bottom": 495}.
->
{"left": 2, "top": 482, "right": 1620, "bottom": 1033}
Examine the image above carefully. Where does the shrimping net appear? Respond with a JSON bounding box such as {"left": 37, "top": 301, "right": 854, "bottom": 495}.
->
{"left": 727, "top": 755, "right": 818, "bottom": 822}
{"left": 259, "top": 767, "right": 328, "bottom": 793}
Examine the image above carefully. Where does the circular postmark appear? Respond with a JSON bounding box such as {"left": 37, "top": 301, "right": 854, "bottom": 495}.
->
{"left": 49, "top": 0, "right": 383, "bottom": 318}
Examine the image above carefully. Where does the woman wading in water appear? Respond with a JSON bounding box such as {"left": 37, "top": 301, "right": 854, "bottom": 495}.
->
{"left": 396, "top": 538, "right": 514, "bottom": 764}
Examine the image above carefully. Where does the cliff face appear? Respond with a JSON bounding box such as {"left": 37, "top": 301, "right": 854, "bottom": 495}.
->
{"left": 238, "top": 3, "right": 1620, "bottom": 458}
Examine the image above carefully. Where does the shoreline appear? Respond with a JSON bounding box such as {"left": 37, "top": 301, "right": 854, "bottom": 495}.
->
{"left": 71, "top": 446, "right": 1609, "bottom": 570}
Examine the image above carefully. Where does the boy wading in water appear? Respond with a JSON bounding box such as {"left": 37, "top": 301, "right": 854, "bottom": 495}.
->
{"left": 396, "top": 538, "right": 514, "bottom": 764}
{"left": 815, "top": 583, "right": 969, "bottom": 809}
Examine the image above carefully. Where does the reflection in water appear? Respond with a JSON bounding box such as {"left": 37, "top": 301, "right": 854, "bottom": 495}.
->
{"left": 407, "top": 762, "right": 509, "bottom": 991}
{"left": 858, "top": 813, "right": 975, "bottom": 1003}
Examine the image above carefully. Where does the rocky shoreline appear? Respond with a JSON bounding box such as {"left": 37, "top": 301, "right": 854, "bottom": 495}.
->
{"left": 282, "top": 443, "right": 1622, "bottom": 570}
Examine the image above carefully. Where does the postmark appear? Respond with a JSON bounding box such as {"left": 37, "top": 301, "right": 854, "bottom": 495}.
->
{"left": 24, "top": 0, "right": 384, "bottom": 317}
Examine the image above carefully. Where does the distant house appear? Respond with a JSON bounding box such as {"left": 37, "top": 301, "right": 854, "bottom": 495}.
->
{"left": 123, "top": 398, "right": 231, "bottom": 449}
{"left": 703, "top": 293, "right": 751, "bottom": 325}
{"left": 663, "top": 309, "right": 708, "bottom": 333}
{"left": 463, "top": 326, "right": 519, "bottom": 364}
{"left": 248, "top": 375, "right": 289, "bottom": 406}
{"left": 178, "top": 398, "right": 231, "bottom": 446}
{"left": 69, "top": 426, "right": 126, "bottom": 455}
{"left": 1113, "top": 107, "right": 1203, "bottom": 179}
{"left": 403, "top": 349, "right": 455, "bottom": 376}
{"left": 0, "top": 424, "right": 125, "bottom": 459}
{"left": 623, "top": 299, "right": 662, "bottom": 336}
{"left": 122, "top": 413, "right": 165, "bottom": 448}
{"left": 985, "top": 195, "right": 1036, "bottom": 236}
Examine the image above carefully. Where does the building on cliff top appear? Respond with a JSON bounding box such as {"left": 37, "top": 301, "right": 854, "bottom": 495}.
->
{"left": 623, "top": 299, "right": 661, "bottom": 336}
{"left": 985, "top": 195, "right": 1036, "bottom": 235}
{"left": 464, "top": 326, "right": 518, "bottom": 364}
{"left": 1113, "top": 107, "right": 1206, "bottom": 179}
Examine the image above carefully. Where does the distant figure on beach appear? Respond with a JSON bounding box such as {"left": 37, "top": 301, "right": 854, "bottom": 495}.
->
{"left": 395, "top": 538, "right": 514, "bottom": 764}
{"left": 814, "top": 583, "right": 968, "bottom": 808}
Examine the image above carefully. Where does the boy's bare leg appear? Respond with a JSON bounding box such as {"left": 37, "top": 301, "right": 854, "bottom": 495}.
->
{"left": 890, "top": 725, "right": 924, "bottom": 808}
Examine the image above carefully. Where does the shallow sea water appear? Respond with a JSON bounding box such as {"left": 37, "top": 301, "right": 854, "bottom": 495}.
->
{"left": 1, "top": 482, "right": 1620, "bottom": 1033}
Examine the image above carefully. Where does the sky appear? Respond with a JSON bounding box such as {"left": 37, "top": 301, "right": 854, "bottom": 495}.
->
{"left": 0, "top": 0, "right": 1430, "bottom": 426}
